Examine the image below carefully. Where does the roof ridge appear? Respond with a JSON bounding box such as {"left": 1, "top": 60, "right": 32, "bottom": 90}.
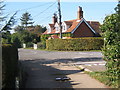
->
{"left": 64, "top": 19, "right": 80, "bottom": 22}
{"left": 87, "top": 21, "right": 99, "bottom": 23}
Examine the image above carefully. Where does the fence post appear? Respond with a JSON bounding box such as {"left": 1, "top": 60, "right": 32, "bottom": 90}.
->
{"left": 34, "top": 44, "right": 37, "bottom": 50}
{"left": 23, "top": 44, "right": 26, "bottom": 48}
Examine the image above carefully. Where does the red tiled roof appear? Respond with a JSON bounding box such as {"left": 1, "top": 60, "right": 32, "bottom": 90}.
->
{"left": 87, "top": 21, "right": 101, "bottom": 33}
{"left": 43, "top": 19, "right": 80, "bottom": 34}
{"left": 64, "top": 19, "right": 77, "bottom": 25}
{"left": 43, "top": 18, "right": 100, "bottom": 35}
{"left": 64, "top": 21, "right": 73, "bottom": 25}
{"left": 51, "top": 35, "right": 59, "bottom": 39}
{"left": 66, "top": 19, "right": 81, "bottom": 32}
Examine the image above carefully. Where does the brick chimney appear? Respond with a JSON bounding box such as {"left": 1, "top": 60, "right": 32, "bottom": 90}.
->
{"left": 77, "top": 6, "right": 83, "bottom": 19}
{"left": 52, "top": 13, "right": 58, "bottom": 24}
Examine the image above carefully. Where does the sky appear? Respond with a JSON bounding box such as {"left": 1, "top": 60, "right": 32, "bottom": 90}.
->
{"left": 3, "top": 0, "right": 118, "bottom": 29}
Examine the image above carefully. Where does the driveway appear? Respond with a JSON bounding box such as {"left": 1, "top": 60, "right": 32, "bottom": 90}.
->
{"left": 19, "top": 49, "right": 107, "bottom": 88}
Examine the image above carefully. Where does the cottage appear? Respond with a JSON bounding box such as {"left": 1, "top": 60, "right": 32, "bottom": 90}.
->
{"left": 43, "top": 6, "right": 101, "bottom": 38}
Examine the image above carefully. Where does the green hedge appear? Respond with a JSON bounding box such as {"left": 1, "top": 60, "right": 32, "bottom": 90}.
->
{"left": 26, "top": 42, "right": 33, "bottom": 48}
{"left": 2, "top": 44, "right": 18, "bottom": 88}
{"left": 41, "top": 33, "right": 73, "bottom": 41}
{"left": 46, "top": 37, "right": 104, "bottom": 51}
{"left": 37, "top": 42, "right": 46, "bottom": 49}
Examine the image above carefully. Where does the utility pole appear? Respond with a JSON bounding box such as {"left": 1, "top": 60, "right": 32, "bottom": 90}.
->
{"left": 58, "top": 0, "right": 62, "bottom": 39}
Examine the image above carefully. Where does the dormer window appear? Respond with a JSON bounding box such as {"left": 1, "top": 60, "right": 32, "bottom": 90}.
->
{"left": 56, "top": 26, "right": 59, "bottom": 31}
{"left": 55, "top": 23, "right": 59, "bottom": 33}
{"left": 63, "top": 25, "right": 66, "bottom": 31}
{"left": 62, "top": 22, "right": 67, "bottom": 32}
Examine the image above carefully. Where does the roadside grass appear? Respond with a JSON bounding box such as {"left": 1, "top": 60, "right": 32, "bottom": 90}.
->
{"left": 24, "top": 47, "right": 102, "bottom": 52}
{"left": 87, "top": 71, "right": 119, "bottom": 88}
{"left": 76, "top": 65, "right": 118, "bottom": 88}
{"left": 44, "top": 49, "right": 102, "bottom": 52}
{"left": 37, "top": 48, "right": 47, "bottom": 50}
{"left": 25, "top": 47, "right": 33, "bottom": 49}
{"left": 24, "top": 48, "right": 101, "bottom": 52}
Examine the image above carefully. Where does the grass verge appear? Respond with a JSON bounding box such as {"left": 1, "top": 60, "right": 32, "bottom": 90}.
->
{"left": 24, "top": 47, "right": 101, "bottom": 52}
{"left": 87, "top": 71, "right": 119, "bottom": 88}
{"left": 37, "top": 48, "right": 101, "bottom": 52}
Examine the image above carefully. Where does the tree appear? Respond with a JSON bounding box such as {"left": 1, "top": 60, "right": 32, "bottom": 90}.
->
{"left": 1, "top": 12, "right": 17, "bottom": 31}
{"left": 0, "top": 1, "right": 17, "bottom": 44}
{"left": 20, "top": 12, "right": 34, "bottom": 28}
{"left": 1, "top": 11, "right": 17, "bottom": 44}
{"left": 2, "top": 31, "right": 11, "bottom": 44}
{"left": 14, "top": 25, "right": 24, "bottom": 33}
{"left": 33, "top": 25, "right": 46, "bottom": 34}
{"left": 115, "top": 1, "right": 120, "bottom": 33}
{"left": 11, "top": 33, "right": 21, "bottom": 48}
{"left": 0, "top": 1, "right": 6, "bottom": 23}
{"left": 101, "top": 1, "right": 120, "bottom": 88}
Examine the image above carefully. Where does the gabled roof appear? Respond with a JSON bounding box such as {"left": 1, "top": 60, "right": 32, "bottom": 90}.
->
{"left": 64, "top": 21, "right": 72, "bottom": 25}
{"left": 65, "top": 19, "right": 81, "bottom": 33}
{"left": 87, "top": 21, "right": 101, "bottom": 33}
{"left": 43, "top": 19, "right": 80, "bottom": 34}
{"left": 63, "top": 19, "right": 77, "bottom": 25}
{"left": 43, "top": 18, "right": 100, "bottom": 35}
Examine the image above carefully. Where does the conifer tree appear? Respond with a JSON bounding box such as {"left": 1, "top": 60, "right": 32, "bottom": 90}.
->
{"left": 20, "top": 12, "right": 34, "bottom": 28}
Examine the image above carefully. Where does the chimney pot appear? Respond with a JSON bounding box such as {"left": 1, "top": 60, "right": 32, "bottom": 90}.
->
{"left": 52, "top": 13, "right": 58, "bottom": 24}
{"left": 77, "top": 6, "right": 83, "bottom": 19}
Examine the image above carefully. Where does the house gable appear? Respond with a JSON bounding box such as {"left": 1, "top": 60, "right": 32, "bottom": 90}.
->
{"left": 62, "top": 21, "right": 72, "bottom": 32}
{"left": 54, "top": 23, "right": 59, "bottom": 33}
{"left": 62, "top": 22, "right": 67, "bottom": 32}
{"left": 71, "top": 18, "right": 96, "bottom": 34}
{"left": 87, "top": 21, "right": 101, "bottom": 33}
{"left": 72, "top": 20, "right": 95, "bottom": 38}
{"left": 43, "top": 6, "right": 101, "bottom": 37}
{"left": 47, "top": 24, "right": 54, "bottom": 33}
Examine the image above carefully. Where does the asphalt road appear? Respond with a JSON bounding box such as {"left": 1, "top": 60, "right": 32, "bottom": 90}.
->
{"left": 19, "top": 49, "right": 104, "bottom": 62}
{"left": 19, "top": 49, "right": 107, "bottom": 88}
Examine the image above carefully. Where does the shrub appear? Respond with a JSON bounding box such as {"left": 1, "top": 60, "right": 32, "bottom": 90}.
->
{"left": 2, "top": 44, "right": 18, "bottom": 88}
{"left": 2, "top": 38, "right": 9, "bottom": 44}
{"left": 100, "top": 3, "right": 120, "bottom": 88}
{"left": 46, "top": 37, "right": 103, "bottom": 51}
{"left": 41, "top": 33, "right": 73, "bottom": 41}
{"left": 11, "top": 34, "right": 22, "bottom": 48}
{"left": 37, "top": 42, "right": 46, "bottom": 49}
{"left": 41, "top": 34, "right": 51, "bottom": 42}
{"left": 26, "top": 42, "right": 33, "bottom": 48}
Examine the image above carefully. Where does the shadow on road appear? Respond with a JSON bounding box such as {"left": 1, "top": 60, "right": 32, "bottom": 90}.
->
{"left": 20, "top": 59, "right": 84, "bottom": 88}
{"left": 18, "top": 49, "right": 107, "bottom": 88}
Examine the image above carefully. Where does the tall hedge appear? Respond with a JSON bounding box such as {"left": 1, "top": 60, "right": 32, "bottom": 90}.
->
{"left": 2, "top": 44, "right": 18, "bottom": 88}
{"left": 46, "top": 37, "right": 103, "bottom": 51}
{"left": 100, "top": 2, "right": 120, "bottom": 88}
